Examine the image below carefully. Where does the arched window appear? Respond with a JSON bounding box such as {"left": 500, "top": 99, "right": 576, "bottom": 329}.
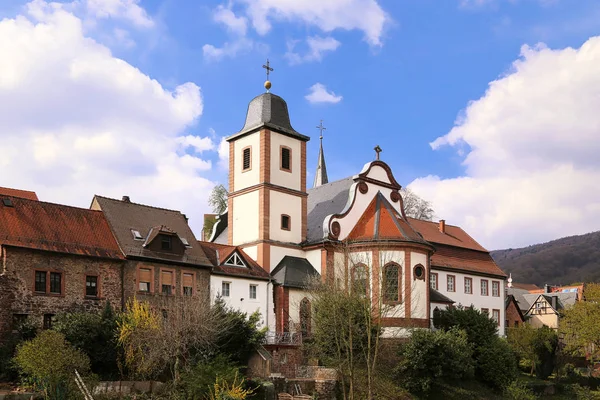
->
{"left": 383, "top": 263, "right": 401, "bottom": 303}
{"left": 352, "top": 264, "right": 369, "bottom": 296}
{"left": 300, "top": 297, "right": 311, "bottom": 336}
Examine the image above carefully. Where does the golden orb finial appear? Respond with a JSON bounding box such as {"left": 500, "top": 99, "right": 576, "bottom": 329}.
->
{"left": 264, "top": 80, "right": 272, "bottom": 91}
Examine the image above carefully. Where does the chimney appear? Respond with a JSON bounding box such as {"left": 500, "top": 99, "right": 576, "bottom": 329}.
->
{"left": 544, "top": 284, "right": 552, "bottom": 293}
{"left": 122, "top": 196, "right": 131, "bottom": 203}
{"left": 439, "top": 219, "right": 446, "bottom": 234}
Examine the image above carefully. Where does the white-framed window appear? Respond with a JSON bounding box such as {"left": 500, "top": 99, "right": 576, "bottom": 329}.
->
{"left": 447, "top": 275, "right": 455, "bottom": 292}
{"left": 464, "top": 277, "right": 472, "bottom": 294}
{"left": 430, "top": 272, "right": 438, "bottom": 290}
{"left": 224, "top": 253, "right": 246, "bottom": 267}
{"left": 249, "top": 284, "right": 257, "bottom": 300}
{"left": 492, "top": 309, "right": 500, "bottom": 326}
{"left": 221, "top": 282, "right": 230, "bottom": 297}
{"left": 492, "top": 281, "right": 500, "bottom": 297}
{"left": 481, "top": 279, "right": 489, "bottom": 296}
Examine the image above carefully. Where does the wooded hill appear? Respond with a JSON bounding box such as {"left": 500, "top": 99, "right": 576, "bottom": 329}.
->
{"left": 491, "top": 231, "right": 600, "bottom": 286}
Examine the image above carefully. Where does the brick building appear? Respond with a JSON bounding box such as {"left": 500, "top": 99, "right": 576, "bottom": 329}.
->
{"left": 90, "top": 195, "right": 213, "bottom": 306}
{"left": 0, "top": 194, "right": 124, "bottom": 337}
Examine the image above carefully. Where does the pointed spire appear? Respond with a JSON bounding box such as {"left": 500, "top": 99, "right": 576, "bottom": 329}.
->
{"left": 313, "top": 120, "right": 329, "bottom": 188}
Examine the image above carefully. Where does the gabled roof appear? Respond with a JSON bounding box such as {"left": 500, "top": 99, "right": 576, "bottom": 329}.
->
{"left": 0, "top": 196, "right": 123, "bottom": 259}
{"left": 508, "top": 287, "right": 533, "bottom": 312}
{"left": 407, "top": 218, "right": 488, "bottom": 252}
{"left": 430, "top": 288, "right": 455, "bottom": 304}
{"left": 198, "top": 242, "right": 270, "bottom": 280}
{"left": 523, "top": 292, "right": 577, "bottom": 315}
{"left": 0, "top": 186, "right": 38, "bottom": 201}
{"left": 347, "top": 192, "right": 430, "bottom": 246}
{"left": 506, "top": 294, "right": 526, "bottom": 322}
{"left": 512, "top": 282, "right": 541, "bottom": 291}
{"left": 271, "top": 256, "right": 320, "bottom": 288}
{"left": 92, "top": 195, "right": 211, "bottom": 267}
{"left": 431, "top": 244, "right": 507, "bottom": 278}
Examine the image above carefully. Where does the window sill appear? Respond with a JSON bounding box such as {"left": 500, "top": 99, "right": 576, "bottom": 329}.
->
{"left": 85, "top": 295, "right": 102, "bottom": 300}
{"left": 33, "top": 292, "right": 64, "bottom": 297}
{"left": 384, "top": 301, "right": 403, "bottom": 306}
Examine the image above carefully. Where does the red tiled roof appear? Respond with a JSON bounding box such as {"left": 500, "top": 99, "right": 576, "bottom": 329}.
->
{"left": 431, "top": 245, "right": 507, "bottom": 278}
{"left": 0, "top": 187, "right": 38, "bottom": 201}
{"left": 198, "top": 242, "right": 270, "bottom": 280}
{"left": 408, "top": 218, "right": 488, "bottom": 252}
{"left": 0, "top": 196, "right": 123, "bottom": 259}
{"left": 512, "top": 283, "right": 541, "bottom": 291}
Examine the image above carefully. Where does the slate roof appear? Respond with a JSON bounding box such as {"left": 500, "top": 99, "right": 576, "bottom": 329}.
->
{"left": 92, "top": 195, "right": 211, "bottom": 267}
{"left": 0, "top": 195, "right": 123, "bottom": 259}
{"left": 271, "top": 256, "right": 320, "bottom": 288}
{"left": 0, "top": 186, "right": 38, "bottom": 201}
{"left": 227, "top": 93, "right": 310, "bottom": 142}
{"left": 198, "top": 242, "right": 270, "bottom": 280}
{"left": 430, "top": 288, "right": 455, "bottom": 304}
{"left": 306, "top": 177, "right": 354, "bottom": 243}
{"left": 508, "top": 287, "right": 533, "bottom": 312}
{"left": 313, "top": 138, "right": 329, "bottom": 188}
{"left": 209, "top": 211, "right": 228, "bottom": 242}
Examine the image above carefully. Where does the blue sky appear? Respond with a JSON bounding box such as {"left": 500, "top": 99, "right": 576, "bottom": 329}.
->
{"left": 1, "top": 0, "right": 600, "bottom": 250}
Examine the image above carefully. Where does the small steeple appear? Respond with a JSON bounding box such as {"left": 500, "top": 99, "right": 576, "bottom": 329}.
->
{"left": 313, "top": 120, "right": 329, "bottom": 188}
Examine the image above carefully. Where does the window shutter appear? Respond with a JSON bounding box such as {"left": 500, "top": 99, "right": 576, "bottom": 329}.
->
{"left": 139, "top": 268, "right": 152, "bottom": 282}
{"left": 162, "top": 271, "right": 173, "bottom": 286}
{"left": 183, "top": 273, "right": 193, "bottom": 287}
{"left": 243, "top": 148, "right": 251, "bottom": 170}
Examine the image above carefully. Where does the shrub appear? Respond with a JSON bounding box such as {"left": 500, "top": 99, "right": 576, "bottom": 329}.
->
{"left": 532, "top": 326, "right": 558, "bottom": 379}
{"left": 432, "top": 306, "right": 498, "bottom": 353}
{"left": 13, "top": 330, "right": 91, "bottom": 400}
{"left": 178, "top": 355, "right": 241, "bottom": 399}
{"left": 476, "top": 338, "right": 519, "bottom": 389}
{"left": 504, "top": 381, "right": 538, "bottom": 400}
{"left": 53, "top": 302, "right": 120, "bottom": 379}
{"left": 396, "top": 327, "right": 474, "bottom": 394}
{"left": 209, "top": 372, "right": 254, "bottom": 400}
{"left": 0, "top": 318, "right": 38, "bottom": 382}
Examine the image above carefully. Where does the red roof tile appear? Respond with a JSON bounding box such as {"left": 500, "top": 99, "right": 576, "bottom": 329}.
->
{"left": 0, "top": 187, "right": 38, "bottom": 201}
{"left": 431, "top": 245, "right": 507, "bottom": 278}
{"left": 0, "top": 196, "right": 123, "bottom": 259}
{"left": 199, "top": 242, "right": 270, "bottom": 280}
{"left": 512, "top": 283, "right": 541, "bottom": 291}
{"left": 408, "top": 218, "right": 488, "bottom": 252}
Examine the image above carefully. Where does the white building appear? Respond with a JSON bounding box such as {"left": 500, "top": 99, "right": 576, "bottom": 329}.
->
{"left": 209, "top": 83, "right": 508, "bottom": 336}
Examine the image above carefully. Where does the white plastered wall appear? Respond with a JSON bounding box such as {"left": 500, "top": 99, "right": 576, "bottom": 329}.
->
{"left": 270, "top": 133, "right": 301, "bottom": 191}
{"left": 269, "top": 191, "right": 302, "bottom": 243}
{"left": 288, "top": 287, "right": 310, "bottom": 332}
{"left": 233, "top": 134, "right": 260, "bottom": 191}
{"left": 379, "top": 250, "right": 406, "bottom": 319}
{"left": 242, "top": 245, "right": 258, "bottom": 262}
{"left": 305, "top": 249, "right": 322, "bottom": 276}
{"left": 232, "top": 191, "right": 259, "bottom": 245}
{"left": 269, "top": 246, "right": 305, "bottom": 272}
{"left": 410, "top": 251, "right": 428, "bottom": 319}
{"left": 210, "top": 275, "right": 272, "bottom": 328}
{"left": 432, "top": 268, "right": 506, "bottom": 336}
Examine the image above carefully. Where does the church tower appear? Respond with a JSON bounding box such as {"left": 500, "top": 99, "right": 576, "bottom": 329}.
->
{"left": 226, "top": 67, "right": 309, "bottom": 271}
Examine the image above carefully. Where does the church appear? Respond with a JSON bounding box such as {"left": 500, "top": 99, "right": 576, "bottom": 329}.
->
{"left": 208, "top": 75, "right": 508, "bottom": 338}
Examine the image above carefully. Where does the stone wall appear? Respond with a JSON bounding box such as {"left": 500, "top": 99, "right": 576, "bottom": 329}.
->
{"left": 0, "top": 246, "right": 123, "bottom": 337}
{"left": 266, "top": 345, "right": 304, "bottom": 378}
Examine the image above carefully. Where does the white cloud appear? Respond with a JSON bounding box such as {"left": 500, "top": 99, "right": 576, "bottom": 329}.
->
{"left": 285, "top": 36, "right": 341, "bottom": 65}
{"left": 85, "top": 0, "right": 154, "bottom": 28}
{"left": 213, "top": 5, "right": 248, "bottom": 36}
{"left": 240, "top": 0, "right": 388, "bottom": 46}
{"left": 0, "top": 1, "right": 217, "bottom": 234}
{"left": 218, "top": 137, "right": 229, "bottom": 170}
{"left": 202, "top": 37, "right": 254, "bottom": 61}
{"left": 305, "top": 83, "right": 343, "bottom": 104}
{"left": 410, "top": 36, "right": 600, "bottom": 249}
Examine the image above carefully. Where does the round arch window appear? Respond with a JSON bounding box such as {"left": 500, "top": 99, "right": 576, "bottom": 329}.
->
{"left": 414, "top": 264, "right": 425, "bottom": 280}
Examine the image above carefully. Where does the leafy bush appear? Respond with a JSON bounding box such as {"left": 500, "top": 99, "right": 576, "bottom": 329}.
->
{"left": 396, "top": 327, "right": 474, "bottom": 394}
{"left": 476, "top": 338, "right": 519, "bottom": 389}
{"left": 53, "top": 302, "right": 120, "bottom": 379}
{"left": 209, "top": 372, "right": 254, "bottom": 400}
{"left": 178, "top": 355, "right": 241, "bottom": 399}
{"left": 0, "top": 318, "right": 38, "bottom": 382}
{"left": 13, "top": 330, "right": 91, "bottom": 400}
{"left": 432, "top": 306, "right": 498, "bottom": 353}
{"left": 504, "top": 381, "right": 538, "bottom": 400}
{"left": 532, "top": 326, "right": 558, "bottom": 379}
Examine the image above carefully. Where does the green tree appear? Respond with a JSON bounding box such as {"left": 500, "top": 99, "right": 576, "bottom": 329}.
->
{"left": 476, "top": 338, "right": 519, "bottom": 389}
{"left": 507, "top": 324, "right": 538, "bottom": 375}
{"left": 432, "top": 306, "right": 498, "bottom": 352}
{"left": 560, "top": 283, "right": 600, "bottom": 370}
{"left": 14, "top": 330, "right": 91, "bottom": 400}
{"left": 396, "top": 328, "right": 475, "bottom": 395}
{"left": 53, "top": 302, "right": 119, "bottom": 379}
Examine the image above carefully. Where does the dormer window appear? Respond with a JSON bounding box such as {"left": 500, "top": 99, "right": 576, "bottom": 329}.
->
{"left": 131, "top": 229, "right": 143, "bottom": 240}
{"left": 280, "top": 146, "right": 291, "bottom": 172}
{"left": 224, "top": 253, "right": 246, "bottom": 267}
{"left": 161, "top": 235, "right": 172, "bottom": 251}
{"left": 242, "top": 147, "right": 251, "bottom": 171}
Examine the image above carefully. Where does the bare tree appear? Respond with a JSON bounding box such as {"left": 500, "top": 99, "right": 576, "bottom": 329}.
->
{"left": 401, "top": 187, "right": 434, "bottom": 221}
{"left": 208, "top": 184, "right": 228, "bottom": 214}
{"left": 118, "top": 295, "right": 227, "bottom": 382}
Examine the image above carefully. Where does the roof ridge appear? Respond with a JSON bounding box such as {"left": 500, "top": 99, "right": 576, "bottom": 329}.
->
{"left": 94, "top": 195, "right": 185, "bottom": 214}
{"left": 307, "top": 176, "right": 353, "bottom": 192}
{"left": 0, "top": 186, "right": 37, "bottom": 194}
{"left": 2, "top": 195, "right": 104, "bottom": 214}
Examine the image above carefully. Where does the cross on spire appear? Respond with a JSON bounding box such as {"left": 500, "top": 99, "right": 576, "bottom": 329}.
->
{"left": 374, "top": 145, "right": 382, "bottom": 160}
{"left": 262, "top": 59, "right": 273, "bottom": 92}
{"left": 316, "top": 119, "right": 326, "bottom": 140}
